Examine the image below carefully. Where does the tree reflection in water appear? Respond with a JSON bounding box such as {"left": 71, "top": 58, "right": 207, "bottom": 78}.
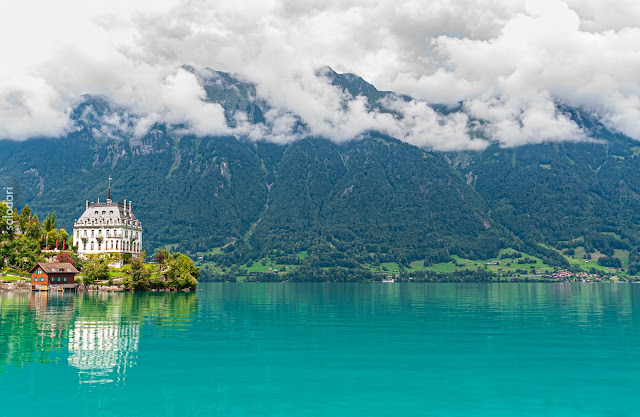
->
{"left": 0, "top": 290, "right": 198, "bottom": 384}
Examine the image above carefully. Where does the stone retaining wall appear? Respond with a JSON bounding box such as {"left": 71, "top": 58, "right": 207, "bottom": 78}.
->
{"left": 78, "top": 284, "right": 124, "bottom": 292}
{"left": 0, "top": 281, "right": 193, "bottom": 292}
{"left": 0, "top": 281, "right": 31, "bottom": 291}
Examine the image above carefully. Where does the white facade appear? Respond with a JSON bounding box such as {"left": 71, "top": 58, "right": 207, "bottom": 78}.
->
{"left": 73, "top": 198, "right": 143, "bottom": 259}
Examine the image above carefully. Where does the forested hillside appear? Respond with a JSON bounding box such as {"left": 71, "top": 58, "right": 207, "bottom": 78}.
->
{"left": 3, "top": 68, "right": 640, "bottom": 278}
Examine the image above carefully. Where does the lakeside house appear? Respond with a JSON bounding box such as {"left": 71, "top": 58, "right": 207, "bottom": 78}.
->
{"left": 30, "top": 262, "right": 79, "bottom": 291}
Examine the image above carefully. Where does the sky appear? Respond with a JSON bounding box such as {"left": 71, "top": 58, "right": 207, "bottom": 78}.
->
{"left": 1, "top": 0, "right": 640, "bottom": 150}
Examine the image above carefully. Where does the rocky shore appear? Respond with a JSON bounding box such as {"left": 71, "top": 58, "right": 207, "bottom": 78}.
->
{"left": 80, "top": 284, "right": 125, "bottom": 292}
{"left": 79, "top": 285, "right": 191, "bottom": 292}
{"left": 0, "top": 281, "right": 31, "bottom": 291}
{"left": 0, "top": 280, "right": 192, "bottom": 292}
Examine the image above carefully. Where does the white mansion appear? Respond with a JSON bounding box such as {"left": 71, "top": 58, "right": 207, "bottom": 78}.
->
{"left": 73, "top": 185, "right": 143, "bottom": 260}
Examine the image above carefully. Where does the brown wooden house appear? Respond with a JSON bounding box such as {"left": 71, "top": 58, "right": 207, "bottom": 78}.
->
{"left": 29, "top": 262, "right": 79, "bottom": 291}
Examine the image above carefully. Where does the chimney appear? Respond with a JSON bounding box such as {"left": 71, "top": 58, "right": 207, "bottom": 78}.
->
{"left": 129, "top": 201, "right": 132, "bottom": 215}
{"left": 86, "top": 200, "right": 89, "bottom": 209}
{"left": 124, "top": 199, "right": 127, "bottom": 214}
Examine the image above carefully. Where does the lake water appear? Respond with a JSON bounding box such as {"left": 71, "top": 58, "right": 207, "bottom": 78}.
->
{"left": 1, "top": 283, "right": 640, "bottom": 417}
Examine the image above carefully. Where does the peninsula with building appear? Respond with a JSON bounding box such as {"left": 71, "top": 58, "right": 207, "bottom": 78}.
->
{"left": 0, "top": 181, "right": 199, "bottom": 292}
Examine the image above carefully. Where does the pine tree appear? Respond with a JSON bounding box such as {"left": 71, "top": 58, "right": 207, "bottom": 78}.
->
{"left": 43, "top": 215, "right": 52, "bottom": 232}
{"left": 18, "top": 204, "right": 31, "bottom": 233}
{"left": 26, "top": 214, "right": 41, "bottom": 240}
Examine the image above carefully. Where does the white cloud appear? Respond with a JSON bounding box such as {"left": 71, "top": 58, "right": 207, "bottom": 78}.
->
{"left": 0, "top": 76, "right": 71, "bottom": 140}
{"left": 1, "top": 0, "right": 640, "bottom": 149}
{"left": 381, "top": 97, "right": 487, "bottom": 151}
{"left": 407, "top": 0, "right": 640, "bottom": 141}
{"left": 464, "top": 94, "right": 586, "bottom": 147}
{"left": 158, "top": 69, "right": 229, "bottom": 136}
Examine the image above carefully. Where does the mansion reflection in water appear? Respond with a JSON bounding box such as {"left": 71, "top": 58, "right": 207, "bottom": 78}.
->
{"left": 68, "top": 317, "right": 140, "bottom": 384}
{"left": 1, "top": 291, "right": 196, "bottom": 385}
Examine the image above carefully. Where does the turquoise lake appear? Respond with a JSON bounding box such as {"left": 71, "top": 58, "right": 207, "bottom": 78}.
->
{"left": 1, "top": 282, "right": 640, "bottom": 416}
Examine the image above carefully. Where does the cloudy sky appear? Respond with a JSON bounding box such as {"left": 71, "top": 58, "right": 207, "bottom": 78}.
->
{"left": 2, "top": 0, "right": 640, "bottom": 150}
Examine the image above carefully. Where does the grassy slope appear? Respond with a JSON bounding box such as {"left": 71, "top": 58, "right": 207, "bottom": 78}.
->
{"left": 198, "top": 245, "right": 632, "bottom": 279}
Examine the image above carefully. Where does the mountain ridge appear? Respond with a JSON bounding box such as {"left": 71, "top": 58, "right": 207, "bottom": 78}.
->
{"left": 2, "top": 67, "right": 640, "bottom": 277}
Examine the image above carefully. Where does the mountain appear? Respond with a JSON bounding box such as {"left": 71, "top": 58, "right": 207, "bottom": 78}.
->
{"left": 2, "top": 67, "right": 640, "bottom": 277}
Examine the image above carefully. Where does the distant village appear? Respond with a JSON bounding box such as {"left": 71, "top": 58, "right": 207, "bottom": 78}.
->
{"left": 534, "top": 271, "right": 629, "bottom": 283}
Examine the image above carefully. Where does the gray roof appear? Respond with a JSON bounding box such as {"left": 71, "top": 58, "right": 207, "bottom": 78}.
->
{"left": 30, "top": 262, "right": 79, "bottom": 274}
{"left": 76, "top": 201, "right": 138, "bottom": 223}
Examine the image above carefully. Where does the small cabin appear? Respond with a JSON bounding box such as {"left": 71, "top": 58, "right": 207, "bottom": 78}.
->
{"left": 29, "top": 262, "right": 79, "bottom": 291}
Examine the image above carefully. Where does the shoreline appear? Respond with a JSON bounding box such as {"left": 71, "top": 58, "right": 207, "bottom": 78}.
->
{"left": 1, "top": 280, "right": 635, "bottom": 292}
{"left": 0, "top": 281, "right": 193, "bottom": 292}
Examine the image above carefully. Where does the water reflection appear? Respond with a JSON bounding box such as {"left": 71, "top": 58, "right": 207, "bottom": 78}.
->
{"left": 0, "top": 290, "right": 198, "bottom": 384}
{"left": 68, "top": 316, "right": 140, "bottom": 384}
{"left": 197, "top": 282, "right": 640, "bottom": 324}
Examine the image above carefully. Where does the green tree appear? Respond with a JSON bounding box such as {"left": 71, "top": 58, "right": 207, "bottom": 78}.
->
{"left": 43, "top": 215, "right": 52, "bottom": 232}
{"left": 597, "top": 256, "right": 622, "bottom": 269}
{"left": 58, "top": 228, "right": 69, "bottom": 245}
{"left": 166, "top": 253, "right": 200, "bottom": 289}
{"left": 18, "top": 204, "right": 30, "bottom": 234}
{"left": 26, "top": 214, "right": 41, "bottom": 240}
{"left": 1, "top": 236, "right": 41, "bottom": 271}
{"left": 81, "top": 258, "right": 109, "bottom": 285}
{"left": 123, "top": 251, "right": 150, "bottom": 290}
{"left": 0, "top": 201, "right": 15, "bottom": 237}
